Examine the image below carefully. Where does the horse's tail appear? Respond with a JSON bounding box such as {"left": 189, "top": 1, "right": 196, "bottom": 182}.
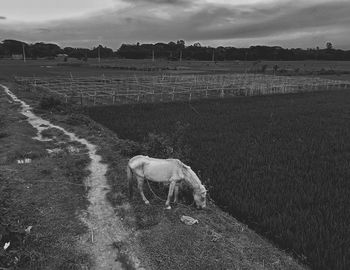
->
{"left": 127, "top": 165, "right": 134, "bottom": 199}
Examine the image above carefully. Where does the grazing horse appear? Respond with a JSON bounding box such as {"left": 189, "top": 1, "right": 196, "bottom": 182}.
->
{"left": 127, "top": 155, "right": 207, "bottom": 209}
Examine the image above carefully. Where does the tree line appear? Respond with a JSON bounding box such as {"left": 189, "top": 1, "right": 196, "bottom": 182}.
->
{"left": 0, "top": 39, "right": 114, "bottom": 60}
{"left": 1, "top": 39, "right": 350, "bottom": 61}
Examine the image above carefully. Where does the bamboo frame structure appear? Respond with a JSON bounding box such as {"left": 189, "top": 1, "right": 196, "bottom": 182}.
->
{"left": 15, "top": 74, "right": 350, "bottom": 106}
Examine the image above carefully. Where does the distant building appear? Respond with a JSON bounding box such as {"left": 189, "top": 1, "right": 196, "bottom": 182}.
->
{"left": 56, "top": 53, "right": 68, "bottom": 61}
{"left": 12, "top": 54, "right": 23, "bottom": 60}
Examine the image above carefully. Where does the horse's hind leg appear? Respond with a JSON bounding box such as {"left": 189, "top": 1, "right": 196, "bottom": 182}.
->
{"left": 174, "top": 184, "right": 179, "bottom": 203}
{"left": 137, "top": 176, "right": 149, "bottom": 205}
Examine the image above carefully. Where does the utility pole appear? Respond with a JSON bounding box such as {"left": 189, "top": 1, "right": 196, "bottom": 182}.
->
{"left": 98, "top": 45, "right": 101, "bottom": 65}
{"left": 22, "top": 44, "right": 26, "bottom": 63}
{"left": 152, "top": 50, "right": 155, "bottom": 62}
{"left": 180, "top": 50, "right": 182, "bottom": 62}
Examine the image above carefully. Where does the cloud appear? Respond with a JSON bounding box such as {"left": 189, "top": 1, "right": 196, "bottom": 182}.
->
{"left": 1, "top": 0, "right": 350, "bottom": 49}
{"left": 121, "top": 0, "right": 191, "bottom": 5}
{"left": 0, "top": 16, "right": 6, "bottom": 20}
{"left": 36, "top": 28, "right": 51, "bottom": 33}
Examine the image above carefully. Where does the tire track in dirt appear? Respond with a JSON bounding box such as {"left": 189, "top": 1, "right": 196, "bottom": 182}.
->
{"left": 1, "top": 84, "right": 144, "bottom": 270}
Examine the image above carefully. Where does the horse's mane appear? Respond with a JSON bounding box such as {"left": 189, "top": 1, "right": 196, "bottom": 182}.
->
{"left": 175, "top": 159, "right": 206, "bottom": 193}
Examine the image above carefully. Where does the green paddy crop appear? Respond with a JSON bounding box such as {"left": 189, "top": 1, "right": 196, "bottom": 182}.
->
{"left": 88, "top": 90, "right": 350, "bottom": 270}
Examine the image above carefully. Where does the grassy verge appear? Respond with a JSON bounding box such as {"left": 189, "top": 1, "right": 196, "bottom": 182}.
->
{"left": 84, "top": 126, "right": 305, "bottom": 270}
{"left": 0, "top": 86, "right": 91, "bottom": 269}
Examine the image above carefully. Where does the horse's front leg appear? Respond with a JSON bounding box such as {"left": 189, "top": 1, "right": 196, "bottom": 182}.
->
{"left": 137, "top": 176, "right": 149, "bottom": 205}
{"left": 165, "top": 181, "right": 176, "bottom": 209}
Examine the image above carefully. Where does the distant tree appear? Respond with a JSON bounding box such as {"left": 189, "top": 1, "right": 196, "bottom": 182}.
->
{"left": 28, "top": 42, "right": 62, "bottom": 58}
{"left": 168, "top": 41, "right": 177, "bottom": 50}
{"left": 2, "top": 39, "right": 27, "bottom": 55}
{"left": 326, "top": 42, "right": 333, "bottom": 50}
{"left": 0, "top": 43, "right": 9, "bottom": 56}
{"left": 91, "top": 45, "right": 113, "bottom": 58}
{"left": 176, "top": 40, "right": 185, "bottom": 49}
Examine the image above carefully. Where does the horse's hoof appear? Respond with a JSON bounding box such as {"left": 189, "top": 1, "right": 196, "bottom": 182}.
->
{"left": 165, "top": 206, "right": 171, "bottom": 210}
{"left": 145, "top": 200, "right": 150, "bottom": 205}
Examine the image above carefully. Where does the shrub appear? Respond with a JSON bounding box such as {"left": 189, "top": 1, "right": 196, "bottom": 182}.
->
{"left": 38, "top": 96, "right": 63, "bottom": 111}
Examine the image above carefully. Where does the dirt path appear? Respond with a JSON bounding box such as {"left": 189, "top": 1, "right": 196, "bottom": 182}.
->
{"left": 1, "top": 84, "right": 143, "bottom": 270}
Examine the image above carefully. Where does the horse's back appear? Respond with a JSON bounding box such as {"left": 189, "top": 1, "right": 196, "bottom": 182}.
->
{"left": 129, "top": 155, "right": 184, "bottom": 182}
{"left": 145, "top": 159, "right": 184, "bottom": 182}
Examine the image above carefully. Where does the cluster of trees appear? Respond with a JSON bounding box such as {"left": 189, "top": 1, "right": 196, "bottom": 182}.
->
{"left": 1, "top": 39, "right": 350, "bottom": 61}
{"left": 117, "top": 40, "right": 350, "bottom": 61}
{"left": 0, "top": 39, "right": 113, "bottom": 60}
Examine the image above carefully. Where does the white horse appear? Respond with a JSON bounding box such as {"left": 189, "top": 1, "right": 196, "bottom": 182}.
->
{"left": 127, "top": 155, "right": 207, "bottom": 209}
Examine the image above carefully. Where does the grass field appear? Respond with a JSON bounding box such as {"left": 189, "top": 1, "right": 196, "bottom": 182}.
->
{"left": 88, "top": 90, "right": 350, "bottom": 270}
{"left": 2, "top": 58, "right": 350, "bottom": 79}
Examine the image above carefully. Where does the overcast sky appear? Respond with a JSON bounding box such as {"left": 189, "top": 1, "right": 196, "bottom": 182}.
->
{"left": 0, "top": 0, "right": 349, "bottom": 50}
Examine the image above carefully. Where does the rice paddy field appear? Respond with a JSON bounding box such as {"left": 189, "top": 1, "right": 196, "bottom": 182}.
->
{"left": 88, "top": 89, "right": 350, "bottom": 270}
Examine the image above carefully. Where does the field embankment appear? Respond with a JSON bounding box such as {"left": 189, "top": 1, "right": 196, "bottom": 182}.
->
{"left": 88, "top": 89, "right": 350, "bottom": 270}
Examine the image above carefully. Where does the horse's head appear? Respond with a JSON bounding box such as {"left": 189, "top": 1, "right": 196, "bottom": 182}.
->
{"left": 193, "top": 185, "right": 207, "bottom": 209}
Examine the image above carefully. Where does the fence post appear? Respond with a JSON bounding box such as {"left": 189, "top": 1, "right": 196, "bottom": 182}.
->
{"left": 220, "top": 86, "right": 224, "bottom": 98}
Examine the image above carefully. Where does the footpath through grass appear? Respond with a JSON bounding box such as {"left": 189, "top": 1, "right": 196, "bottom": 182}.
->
{"left": 88, "top": 90, "right": 350, "bottom": 270}
{"left": 0, "top": 85, "right": 91, "bottom": 269}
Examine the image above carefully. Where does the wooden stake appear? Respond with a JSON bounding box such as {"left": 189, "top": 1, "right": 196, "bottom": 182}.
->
{"left": 98, "top": 46, "right": 101, "bottom": 65}
{"left": 22, "top": 44, "right": 26, "bottom": 63}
